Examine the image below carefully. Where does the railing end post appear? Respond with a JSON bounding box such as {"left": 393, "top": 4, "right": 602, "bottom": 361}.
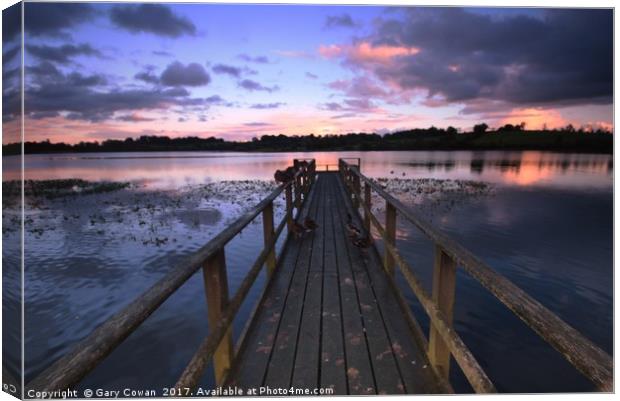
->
{"left": 428, "top": 245, "right": 457, "bottom": 381}
{"left": 383, "top": 202, "right": 397, "bottom": 276}
{"left": 262, "top": 201, "right": 277, "bottom": 277}
{"left": 202, "top": 248, "right": 234, "bottom": 385}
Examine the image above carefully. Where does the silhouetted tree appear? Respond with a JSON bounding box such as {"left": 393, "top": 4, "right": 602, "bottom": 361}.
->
{"left": 2, "top": 123, "right": 612, "bottom": 156}
{"left": 473, "top": 123, "right": 489, "bottom": 134}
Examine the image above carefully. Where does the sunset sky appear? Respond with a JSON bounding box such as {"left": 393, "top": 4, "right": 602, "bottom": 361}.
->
{"left": 2, "top": 3, "right": 613, "bottom": 143}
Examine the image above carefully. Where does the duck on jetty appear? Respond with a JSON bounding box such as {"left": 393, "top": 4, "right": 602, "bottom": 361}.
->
{"left": 346, "top": 213, "right": 362, "bottom": 238}
{"left": 290, "top": 221, "right": 306, "bottom": 238}
{"left": 295, "top": 159, "right": 309, "bottom": 172}
{"left": 346, "top": 212, "right": 371, "bottom": 248}
{"left": 274, "top": 166, "right": 296, "bottom": 184}
{"left": 304, "top": 217, "right": 318, "bottom": 231}
{"left": 353, "top": 236, "right": 372, "bottom": 248}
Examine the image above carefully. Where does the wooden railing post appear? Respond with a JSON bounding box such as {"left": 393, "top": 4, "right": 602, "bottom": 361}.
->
{"left": 285, "top": 184, "right": 294, "bottom": 230}
{"left": 353, "top": 170, "right": 361, "bottom": 209}
{"left": 262, "top": 201, "right": 277, "bottom": 277}
{"left": 428, "top": 245, "right": 457, "bottom": 380}
{"left": 202, "top": 248, "right": 233, "bottom": 385}
{"left": 294, "top": 174, "right": 301, "bottom": 209}
{"left": 383, "top": 202, "right": 396, "bottom": 276}
{"left": 303, "top": 168, "right": 309, "bottom": 195}
{"left": 364, "top": 182, "right": 371, "bottom": 233}
{"left": 304, "top": 168, "right": 310, "bottom": 195}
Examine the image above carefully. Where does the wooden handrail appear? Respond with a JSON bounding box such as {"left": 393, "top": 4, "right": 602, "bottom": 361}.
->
{"left": 27, "top": 159, "right": 316, "bottom": 392}
{"left": 339, "top": 159, "right": 613, "bottom": 392}
{"left": 351, "top": 186, "right": 494, "bottom": 392}
{"left": 176, "top": 214, "right": 290, "bottom": 389}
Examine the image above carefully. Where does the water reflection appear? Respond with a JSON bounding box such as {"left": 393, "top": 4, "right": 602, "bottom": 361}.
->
{"left": 2, "top": 150, "right": 612, "bottom": 190}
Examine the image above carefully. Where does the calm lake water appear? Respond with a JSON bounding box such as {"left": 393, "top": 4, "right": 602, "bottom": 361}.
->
{"left": 2, "top": 150, "right": 613, "bottom": 393}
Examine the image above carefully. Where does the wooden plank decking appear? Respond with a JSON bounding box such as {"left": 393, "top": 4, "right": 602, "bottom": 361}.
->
{"left": 227, "top": 172, "right": 441, "bottom": 394}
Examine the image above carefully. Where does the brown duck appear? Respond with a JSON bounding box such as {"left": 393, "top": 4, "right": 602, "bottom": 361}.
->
{"left": 291, "top": 221, "right": 306, "bottom": 238}
{"left": 353, "top": 236, "right": 372, "bottom": 248}
{"left": 274, "top": 168, "right": 294, "bottom": 184}
{"left": 304, "top": 217, "right": 318, "bottom": 231}
{"left": 346, "top": 213, "right": 362, "bottom": 238}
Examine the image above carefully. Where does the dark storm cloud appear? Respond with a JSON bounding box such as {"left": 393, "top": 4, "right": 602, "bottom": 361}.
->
{"left": 27, "top": 61, "right": 63, "bottom": 80}
{"left": 66, "top": 72, "right": 107, "bottom": 87}
{"left": 28, "top": 85, "right": 192, "bottom": 122}
{"left": 110, "top": 4, "right": 196, "bottom": 38}
{"left": 325, "top": 14, "right": 358, "bottom": 29}
{"left": 26, "top": 43, "right": 103, "bottom": 64}
{"left": 319, "top": 102, "right": 345, "bottom": 111}
{"left": 29, "top": 111, "right": 61, "bottom": 120}
{"left": 205, "top": 95, "right": 232, "bottom": 105}
{"left": 238, "top": 79, "right": 278, "bottom": 93}
{"left": 24, "top": 64, "right": 214, "bottom": 122}
{"left": 115, "top": 114, "right": 156, "bottom": 122}
{"left": 135, "top": 70, "right": 160, "bottom": 84}
{"left": 250, "top": 102, "right": 286, "bottom": 109}
{"left": 152, "top": 50, "right": 173, "bottom": 57}
{"left": 2, "top": 3, "right": 21, "bottom": 42}
{"left": 212, "top": 64, "right": 242, "bottom": 78}
{"left": 237, "top": 54, "right": 270, "bottom": 64}
{"left": 24, "top": 3, "right": 97, "bottom": 38}
{"left": 3, "top": 67, "right": 19, "bottom": 84}
{"left": 244, "top": 122, "right": 273, "bottom": 127}
{"left": 160, "top": 62, "right": 210, "bottom": 86}
{"left": 318, "top": 98, "right": 376, "bottom": 113}
{"left": 3, "top": 46, "right": 20, "bottom": 63}
{"left": 350, "top": 8, "right": 612, "bottom": 106}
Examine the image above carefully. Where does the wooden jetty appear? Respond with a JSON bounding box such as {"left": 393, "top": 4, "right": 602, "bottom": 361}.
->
{"left": 27, "top": 158, "right": 613, "bottom": 395}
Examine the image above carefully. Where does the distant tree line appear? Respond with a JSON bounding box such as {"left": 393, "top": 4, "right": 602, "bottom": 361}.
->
{"left": 2, "top": 124, "right": 613, "bottom": 156}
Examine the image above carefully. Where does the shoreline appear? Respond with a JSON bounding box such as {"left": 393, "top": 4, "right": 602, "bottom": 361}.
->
{"left": 3, "top": 146, "right": 614, "bottom": 156}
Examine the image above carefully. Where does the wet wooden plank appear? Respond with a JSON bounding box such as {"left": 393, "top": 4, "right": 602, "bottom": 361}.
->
{"left": 319, "top": 178, "right": 347, "bottom": 394}
{"left": 290, "top": 178, "right": 326, "bottom": 388}
{"left": 329, "top": 175, "right": 377, "bottom": 395}
{"left": 331, "top": 175, "right": 405, "bottom": 394}
{"left": 227, "top": 179, "right": 321, "bottom": 389}
{"left": 334, "top": 174, "right": 442, "bottom": 394}
{"left": 262, "top": 177, "right": 324, "bottom": 388}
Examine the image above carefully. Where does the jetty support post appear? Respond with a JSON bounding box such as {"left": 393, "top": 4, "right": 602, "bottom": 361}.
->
{"left": 383, "top": 202, "right": 397, "bottom": 276}
{"left": 262, "top": 200, "right": 277, "bottom": 277}
{"left": 428, "top": 245, "right": 457, "bottom": 380}
{"left": 202, "top": 248, "right": 234, "bottom": 385}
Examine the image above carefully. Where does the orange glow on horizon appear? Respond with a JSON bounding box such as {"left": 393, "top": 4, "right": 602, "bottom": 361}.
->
{"left": 499, "top": 107, "right": 567, "bottom": 130}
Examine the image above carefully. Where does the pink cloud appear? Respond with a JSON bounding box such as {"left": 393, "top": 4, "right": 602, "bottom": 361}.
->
{"left": 319, "top": 41, "right": 419, "bottom": 65}
{"left": 318, "top": 44, "right": 344, "bottom": 58}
